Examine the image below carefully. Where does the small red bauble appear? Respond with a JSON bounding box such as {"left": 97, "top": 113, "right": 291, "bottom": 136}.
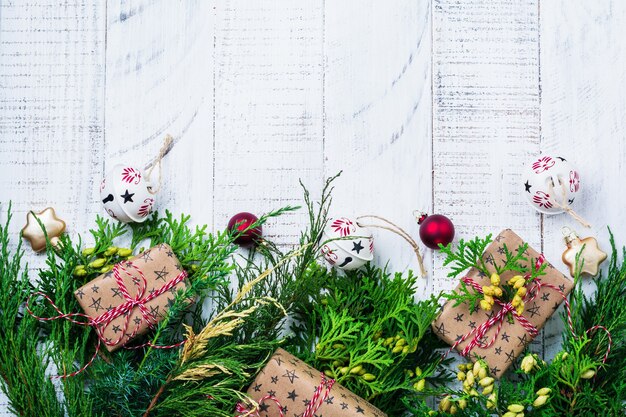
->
{"left": 418, "top": 213, "right": 455, "bottom": 250}
{"left": 227, "top": 212, "right": 262, "bottom": 245}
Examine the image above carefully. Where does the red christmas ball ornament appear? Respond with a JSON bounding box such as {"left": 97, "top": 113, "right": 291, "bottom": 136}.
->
{"left": 227, "top": 212, "right": 262, "bottom": 245}
{"left": 417, "top": 213, "right": 455, "bottom": 250}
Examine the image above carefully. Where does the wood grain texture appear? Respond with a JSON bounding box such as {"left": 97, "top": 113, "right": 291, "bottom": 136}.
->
{"left": 213, "top": 0, "right": 325, "bottom": 245}
{"left": 105, "top": 0, "right": 215, "bottom": 228}
{"left": 539, "top": 0, "right": 626, "bottom": 358}
{"left": 0, "top": 0, "right": 106, "bottom": 412}
{"left": 324, "top": 1, "right": 433, "bottom": 290}
{"left": 432, "top": 0, "right": 544, "bottom": 354}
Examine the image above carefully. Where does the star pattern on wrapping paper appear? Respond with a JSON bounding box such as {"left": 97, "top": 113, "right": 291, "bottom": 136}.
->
{"left": 527, "top": 304, "right": 541, "bottom": 318}
{"left": 468, "top": 321, "right": 477, "bottom": 329}
{"left": 112, "top": 325, "right": 121, "bottom": 334}
{"left": 253, "top": 383, "right": 262, "bottom": 392}
{"left": 484, "top": 254, "right": 495, "bottom": 265}
{"left": 501, "top": 332, "right": 511, "bottom": 343}
{"left": 517, "top": 334, "right": 530, "bottom": 347}
{"left": 340, "top": 402, "right": 349, "bottom": 410}
{"left": 485, "top": 310, "right": 496, "bottom": 320}
{"left": 154, "top": 266, "right": 169, "bottom": 282}
{"left": 287, "top": 389, "right": 298, "bottom": 401}
{"left": 149, "top": 305, "right": 160, "bottom": 317}
{"left": 282, "top": 369, "right": 299, "bottom": 384}
{"left": 454, "top": 313, "right": 464, "bottom": 322}
{"left": 166, "top": 298, "right": 175, "bottom": 308}
{"left": 325, "top": 396, "right": 334, "bottom": 405}
{"left": 106, "top": 304, "right": 114, "bottom": 312}
{"left": 148, "top": 288, "right": 157, "bottom": 296}
{"left": 477, "top": 270, "right": 486, "bottom": 278}
{"left": 133, "top": 316, "right": 142, "bottom": 326}
{"left": 89, "top": 297, "right": 103, "bottom": 312}
{"left": 541, "top": 292, "right": 551, "bottom": 301}
{"left": 455, "top": 334, "right": 464, "bottom": 343}
{"left": 275, "top": 357, "right": 284, "bottom": 366}
{"left": 494, "top": 346, "right": 502, "bottom": 355}
{"left": 139, "top": 250, "right": 153, "bottom": 263}
{"left": 91, "top": 284, "right": 99, "bottom": 294}
{"left": 288, "top": 358, "right": 298, "bottom": 366}
{"left": 495, "top": 234, "right": 505, "bottom": 242}
{"left": 267, "top": 390, "right": 276, "bottom": 397}
{"left": 111, "top": 287, "right": 123, "bottom": 298}
{"left": 471, "top": 304, "right": 480, "bottom": 314}
{"left": 105, "top": 338, "right": 113, "bottom": 344}
{"left": 303, "top": 369, "right": 314, "bottom": 378}
{"left": 356, "top": 405, "right": 365, "bottom": 414}
{"left": 490, "top": 366, "right": 501, "bottom": 375}
{"left": 175, "top": 263, "right": 183, "bottom": 272}
{"left": 303, "top": 399, "right": 311, "bottom": 406}
{"left": 76, "top": 289, "right": 85, "bottom": 299}
{"left": 553, "top": 302, "right": 561, "bottom": 311}
{"left": 435, "top": 322, "right": 449, "bottom": 337}
{"left": 166, "top": 250, "right": 174, "bottom": 257}
{"left": 258, "top": 402, "right": 270, "bottom": 412}
{"left": 505, "top": 349, "right": 517, "bottom": 364}
{"left": 497, "top": 246, "right": 506, "bottom": 255}
{"left": 558, "top": 284, "right": 566, "bottom": 292}
{"left": 271, "top": 375, "right": 279, "bottom": 384}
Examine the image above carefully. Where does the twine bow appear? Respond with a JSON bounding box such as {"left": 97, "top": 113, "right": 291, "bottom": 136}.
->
{"left": 448, "top": 256, "right": 612, "bottom": 364}
{"left": 547, "top": 178, "right": 591, "bottom": 228}
{"left": 27, "top": 261, "right": 188, "bottom": 378}
{"left": 235, "top": 373, "right": 334, "bottom": 417}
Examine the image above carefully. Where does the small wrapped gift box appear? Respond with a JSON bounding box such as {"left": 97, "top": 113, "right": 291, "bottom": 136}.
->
{"left": 74, "top": 243, "right": 188, "bottom": 351}
{"left": 432, "top": 229, "right": 574, "bottom": 378}
{"left": 243, "top": 348, "right": 386, "bottom": 417}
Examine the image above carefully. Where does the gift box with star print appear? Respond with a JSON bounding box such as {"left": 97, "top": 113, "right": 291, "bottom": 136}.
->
{"left": 432, "top": 229, "right": 574, "bottom": 378}
{"left": 245, "top": 348, "right": 386, "bottom": 417}
{"left": 74, "top": 243, "right": 188, "bottom": 352}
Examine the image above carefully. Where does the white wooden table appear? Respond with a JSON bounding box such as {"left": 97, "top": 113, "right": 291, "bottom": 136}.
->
{"left": 1, "top": 0, "right": 625, "bottom": 414}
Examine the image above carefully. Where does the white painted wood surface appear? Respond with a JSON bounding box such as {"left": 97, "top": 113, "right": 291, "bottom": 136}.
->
{"left": 1, "top": 0, "right": 625, "bottom": 414}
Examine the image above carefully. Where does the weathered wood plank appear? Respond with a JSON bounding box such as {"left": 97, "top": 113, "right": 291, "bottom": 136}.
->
{"left": 0, "top": 0, "right": 106, "bottom": 412}
{"left": 104, "top": 0, "right": 215, "bottom": 228}
{"left": 432, "top": 0, "right": 543, "bottom": 354}
{"left": 213, "top": 1, "right": 325, "bottom": 245}
{"left": 323, "top": 1, "right": 433, "bottom": 290}
{"left": 540, "top": 0, "right": 626, "bottom": 358}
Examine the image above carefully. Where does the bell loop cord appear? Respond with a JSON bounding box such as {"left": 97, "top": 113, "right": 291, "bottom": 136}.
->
{"left": 356, "top": 214, "right": 427, "bottom": 277}
{"left": 546, "top": 179, "right": 591, "bottom": 228}
{"left": 145, "top": 134, "right": 175, "bottom": 195}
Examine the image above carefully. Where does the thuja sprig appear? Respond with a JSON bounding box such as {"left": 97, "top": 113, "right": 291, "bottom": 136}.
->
{"left": 440, "top": 234, "right": 493, "bottom": 278}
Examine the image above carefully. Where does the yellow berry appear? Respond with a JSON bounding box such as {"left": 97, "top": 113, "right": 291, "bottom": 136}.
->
{"left": 493, "top": 287, "right": 503, "bottom": 297}
{"left": 340, "top": 367, "right": 349, "bottom": 375}
{"left": 477, "top": 367, "right": 487, "bottom": 379}
{"left": 514, "top": 279, "right": 525, "bottom": 289}
{"left": 482, "top": 384, "right": 494, "bottom": 395}
{"left": 457, "top": 371, "right": 466, "bottom": 381}
{"left": 450, "top": 405, "right": 458, "bottom": 414}
{"left": 482, "top": 285, "right": 495, "bottom": 296}
{"left": 533, "top": 395, "right": 549, "bottom": 407}
{"left": 395, "top": 338, "right": 407, "bottom": 347}
{"left": 508, "top": 404, "right": 525, "bottom": 413}
{"left": 88, "top": 258, "right": 106, "bottom": 268}
{"left": 99, "top": 265, "right": 113, "bottom": 273}
{"left": 439, "top": 396, "right": 451, "bottom": 412}
{"left": 480, "top": 300, "right": 493, "bottom": 311}
{"left": 117, "top": 248, "right": 133, "bottom": 257}
{"left": 536, "top": 388, "right": 551, "bottom": 396}
{"left": 103, "top": 246, "right": 118, "bottom": 256}
{"left": 414, "top": 379, "right": 426, "bottom": 391}
{"left": 362, "top": 373, "right": 376, "bottom": 381}
{"left": 479, "top": 377, "right": 494, "bottom": 387}
{"left": 581, "top": 369, "right": 596, "bottom": 379}
{"left": 349, "top": 365, "right": 363, "bottom": 375}
{"left": 81, "top": 247, "right": 95, "bottom": 257}
{"left": 473, "top": 361, "right": 483, "bottom": 375}
{"left": 490, "top": 273, "right": 501, "bottom": 286}
{"left": 458, "top": 399, "right": 467, "bottom": 410}
{"left": 415, "top": 366, "right": 423, "bottom": 377}
{"left": 517, "top": 287, "right": 527, "bottom": 297}
{"left": 392, "top": 346, "right": 403, "bottom": 354}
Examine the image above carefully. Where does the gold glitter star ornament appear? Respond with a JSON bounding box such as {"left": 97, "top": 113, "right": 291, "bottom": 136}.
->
{"left": 21, "top": 207, "right": 66, "bottom": 252}
{"left": 561, "top": 227, "right": 607, "bottom": 277}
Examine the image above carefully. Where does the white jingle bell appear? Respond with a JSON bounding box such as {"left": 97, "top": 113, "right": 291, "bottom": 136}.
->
{"left": 100, "top": 164, "right": 155, "bottom": 223}
{"left": 321, "top": 217, "right": 374, "bottom": 271}
{"left": 523, "top": 155, "right": 581, "bottom": 215}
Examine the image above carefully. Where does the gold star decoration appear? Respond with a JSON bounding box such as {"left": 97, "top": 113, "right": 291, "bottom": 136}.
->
{"left": 21, "top": 207, "right": 66, "bottom": 252}
{"left": 562, "top": 235, "right": 607, "bottom": 277}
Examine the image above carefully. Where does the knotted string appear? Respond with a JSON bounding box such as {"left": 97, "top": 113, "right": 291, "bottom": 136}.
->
{"left": 27, "top": 261, "right": 188, "bottom": 378}
{"left": 235, "top": 373, "right": 334, "bottom": 417}
{"left": 547, "top": 179, "right": 591, "bottom": 228}
{"left": 445, "top": 256, "right": 611, "bottom": 364}
{"left": 145, "top": 134, "right": 174, "bottom": 195}
{"left": 356, "top": 215, "right": 427, "bottom": 277}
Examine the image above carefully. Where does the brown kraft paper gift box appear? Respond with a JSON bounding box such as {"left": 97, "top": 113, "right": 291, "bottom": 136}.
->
{"left": 74, "top": 243, "right": 188, "bottom": 351}
{"left": 432, "top": 229, "right": 574, "bottom": 378}
{"left": 245, "top": 348, "right": 387, "bottom": 417}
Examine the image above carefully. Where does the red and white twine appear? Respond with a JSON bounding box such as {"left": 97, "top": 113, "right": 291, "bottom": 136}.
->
{"left": 26, "top": 261, "right": 188, "bottom": 378}
{"left": 448, "top": 255, "right": 612, "bottom": 364}
{"left": 235, "top": 373, "right": 334, "bottom": 417}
